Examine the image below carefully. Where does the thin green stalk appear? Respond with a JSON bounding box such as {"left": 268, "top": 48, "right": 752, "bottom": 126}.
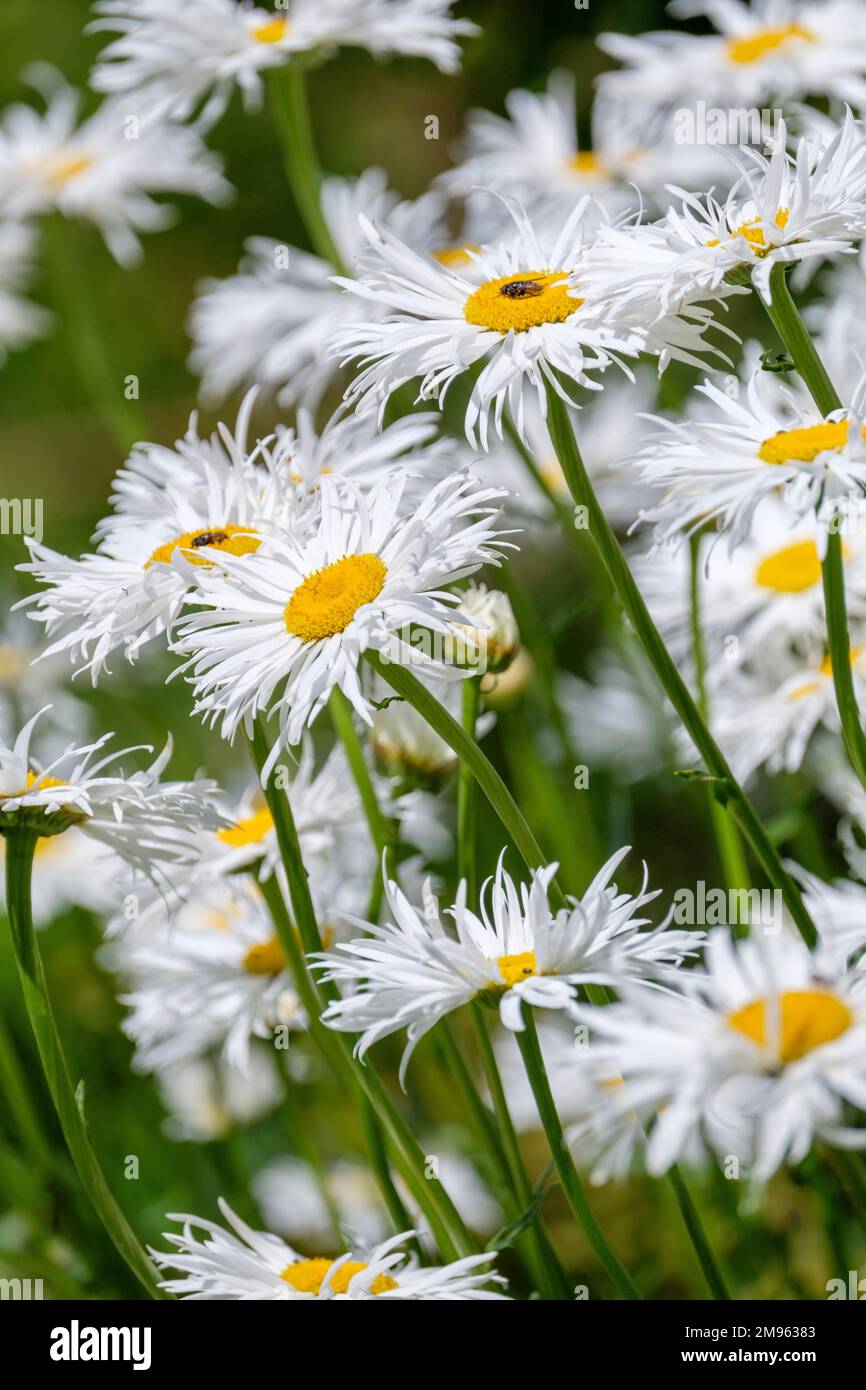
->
{"left": 763, "top": 263, "right": 842, "bottom": 416}
{"left": 47, "top": 218, "right": 144, "bottom": 452}
{"left": 542, "top": 380, "right": 817, "bottom": 949}
{"left": 515, "top": 1009, "right": 641, "bottom": 1299}
{"left": 267, "top": 67, "right": 345, "bottom": 271}
{"left": 665, "top": 1163, "right": 730, "bottom": 1301}
{"left": 689, "top": 534, "right": 750, "bottom": 899}
{"left": 329, "top": 687, "right": 395, "bottom": 920}
{"left": 822, "top": 524, "right": 866, "bottom": 794}
{"left": 2, "top": 830, "right": 166, "bottom": 1298}
{"left": 0, "top": 1007, "right": 53, "bottom": 1168}
{"left": 250, "top": 727, "right": 477, "bottom": 1260}
{"left": 457, "top": 677, "right": 480, "bottom": 900}
{"left": 470, "top": 1004, "right": 572, "bottom": 1300}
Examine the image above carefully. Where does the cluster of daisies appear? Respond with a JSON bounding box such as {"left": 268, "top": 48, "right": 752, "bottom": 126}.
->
{"left": 6, "top": 0, "right": 866, "bottom": 1299}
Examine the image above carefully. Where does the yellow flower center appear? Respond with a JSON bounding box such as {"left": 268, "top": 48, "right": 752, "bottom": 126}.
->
{"left": 146, "top": 525, "right": 260, "bottom": 569}
{"left": 242, "top": 936, "right": 286, "bottom": 975}
{"left": 497, "top": 950, "right": 538, "bottom": 987}
{"left": 251, "top": 16, "right": 289, "bottom": 44}
{"left": 284, "top": 553, "right": 387, "bottom": 643}
{"left": 727, "top": 989, "right": 852, "bottom": 1062}
{"left": 216, "top": 806, "right": 275, "bottom": 848}
{"left": 280, "top": 1258, "right": 398, "bottom": 1296}
{"left": 758, "top": 421, "right": 855, "bottom": 465}
{"left": 44, "top": 153, "right": 94, "bottom": 188}
{"left": 567, "top": 151, "right": 605, "bottom": 176}
{"left": 709, "top": 208, "right": 789, "bottom": 253}
{"left": 464, "top": 271, "right": 582, "bottom": 334}
{"left": 726, "top": 24, "right": 816, "bottom": 65}
{"left": 754, "top": 539, "right": 822, "bottom": 593}
{"left": 433, "top": 244, "right": 480, "bottom": 268}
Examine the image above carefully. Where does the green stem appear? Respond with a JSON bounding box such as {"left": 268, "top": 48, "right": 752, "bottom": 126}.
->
{"left": 822, "top": 523, "right": 866, "bottom": 795}
{"left": 457, "top": 677, "right": 480, "bottom": 901}
{"left": 515, "top": 1010, "right": 641, "bottom": 1299}
{"left": 763, "top": 263, "right": 842, "bottom": 416}
{"left": 329, "top": 687, "right": 395, "bottom": 921}
{"left": 47, "top": 218, "right": 144, "bottom": 452}
{"left": 250, "top": 722, "right": 322, "bottom": 957}
{"left": 542, "top": 380, "right": 817, "bottom": 949}
{"left": 689, "top": 535, "right": 750, "bottom": 900}
{"left": 0, "top": 1007, "right": 53, "bottom": 1168}
{"left": 665, "top": 1164, "right": 730, "bottom": 1300}
{"left": 2, "top": 830, "right": 166, "bottom": 1298}
{"left": 267, "top": 67, "right": 345, "bottom": 272}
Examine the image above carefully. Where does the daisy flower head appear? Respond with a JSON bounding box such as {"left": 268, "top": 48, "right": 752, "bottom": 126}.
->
{"left": 598, "top": 0, "right": 866, "bottom": 115}
{"left": 19, "top": 392, "right": 303, "bottom": 682}
{"left": 89, "top": 0, "right": 478, "bottom": 128}
{"left": 0, "top": 222, "right": 50, "bottom": 364}
{"left": 0, "top": 69, "right": 229, "bottom": 267}
{"left": 601, "top": 112, "right": 866, "bottom": 307}
{"left": 175, "top": 469, "right": 512, "bottom": 776}
{"left": 316, "top": 848, "right": 702, "bottom": 1083}
{"left": 0, "top": 709, "right": 221, "bottom": 883}
{"left": 636, "top": 367, "right": 866, "bottom": 551}
{"left": 153, "top": 1198, "right": 505, "bottom": 1300}
{"left": 333, "top": 197, "right": 733, "bottom": 449}
{"left": 108, "top": 875, "right": 306, "bottom": 1073}
{"left": 573, "top": 927, "right": 866, "bottom": 1183}
{"left": 0, "top": 827, "right": 116, "bottom": 927}
{"left": 188, "top": 170, "right": 451, "bottom": 409}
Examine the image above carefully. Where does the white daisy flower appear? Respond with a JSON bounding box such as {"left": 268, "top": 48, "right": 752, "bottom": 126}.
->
{"left": 90, "top": 0, "right": 478, "bottom": 127}
{"left": 0, "top": 826, "right": 116, "bottom": 926}
{"left": 107, "top": 875, "right": 305, "bottom": 1072}
{"left": 188, "top": 171, "right": 452, "bottom": 408}
{"left": 636, "top": 494, "right": 866, "bottom": 665}
{"left": 157, "top": 1051, "right": 282, "bottom": 1141}
{"left": 175, "top": 470, "right": 511, "bottom": 775}
{"left": 636, "top": 368, "right": 866, "bottom": 551}
{"left": 255, "top": 1148, "right": 502, "bottom": 1251}
{"left": 152, "top": 1198, "right": 506, "bottom": 1300}
{"left": 0, "top": 709, "right": 221, "bottom": 882}
{"left": 332, "top": 200, "right": 728, "bottom": 449}
{"left": 0, "top": 222, "right": 50, "bottom": 364}
{"left": 19, "top": 393, "right": 301, "bottom": 681}
{"left": 805, "top": 248, "right": 866, "bottom": 400}
{"left": 589, "top": 113, "right": 866, "bottom": 307}
{"left": 438, "top": 72, "right": 733, "bottom": 227}
{"left": 0, "top": 70, "right": 229, "bottom": 267}
{"left": 574, "top": 928, "right": 866, "bottom": 1182}
{"left": 794, "top": 863, "right": 866, "bottom": 966}
{"left": 316, "top": 849, "right": 702, "bottom": 1082}
{"left": 598, "top": 0, "right": 866, "bottom": 114}
{"left": 709, "top": 642, "right": 866, "bottom": 781}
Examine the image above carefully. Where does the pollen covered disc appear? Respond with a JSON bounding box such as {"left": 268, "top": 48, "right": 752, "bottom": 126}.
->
{"left": 280, "top": 1257, "right": 398, "bottom": 1296}
{"left": 754, "top": 539, "right": 822, "bottom": 592}
{"left": 284, "top": 553, "right": 388, "bottom": 642}
{"left": 146, "top": 525, "right": 261, "bottom": 568}
{"left": 464, "top": 271, "right": 582, "bottom": 334}
{"left": 726, "top": 24, "right": 815, "bottom": 65}
{"left": 758, "top": 421, "right": 852, "bottom": 465}
{"left": 727, "top": 989, "right": 852, "bottom": 1063}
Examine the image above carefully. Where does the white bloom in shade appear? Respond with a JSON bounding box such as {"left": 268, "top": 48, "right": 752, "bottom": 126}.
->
{"left": 710, "top": 644, "right": 866, "bottom": 782}
{"left": 451, "top": 584, "right": 519, "bottom": 675}
{"left": 90, "top": 0, "right": 477, "bottom": 127}
{"left": 794, "top": 864, "right": 866, "bottom": 967}
{"left": 637, "top": 494, "right": 866, "bottom": 666}
{"left": 316, "top": 850, "right": 702, "bottom": 1081}
{"left": 0, "top": 827, "right": 115, "bottom": 926}
{"left": 594, "top": 113, "right": 866, "bottom": 307}
{"left": 157, "top": 1051, "right": 282, "bottom": 1141}
{"left": 438, "top": 72, "right": 733, "bottom": 226}
{"left": 175, "top": 470, "right": 511, "bottom": 775}
{"left": 368, "top": 669, "right": 492, "bottom": 790}
{"left": 557, "top": 649, "right": 677, "bottom": 784}
{"left": 574, "top": 928, "right": 866, "bottom": 1182}
{"left": 0, "top": 71, "right": 229, "bottom": 266}
{"left": 332, "top": 200, "right": 729, "bottom": 449}
{"left": 0, "top": 223, "right": 50, "bottom": 364}
{"left": 108, "top": 876, "right": 306, "bottom": 1072}
{"left": 19, "top": 393, "right": 300, "bottom": 681}
{"left": 189, "top": 171, "right": 450, "bottom": 409}
{"left": 0, "top": 710, "right": 221, "bottom": 882}
{"left": 806, "top": 251, "right": 866, "bottom": 401}
{"left": 153, "top": 1199, "right": 506, "bottom": 1300}
{"left": 255, "top": 1149, "right": 502, "bottom": 1251}
{"left": 598, "top": 0, "right": 866, "bottom": 114}
{"left": 637, "top": 369, "right": 866, "bottom": 551}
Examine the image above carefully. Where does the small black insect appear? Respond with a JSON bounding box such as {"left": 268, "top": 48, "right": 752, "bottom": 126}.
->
{"left": 192, "top": 530, "right": 230, "bottom": 548}
{"left": 500, "top": 278, "right": 544, "bottom": 299}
